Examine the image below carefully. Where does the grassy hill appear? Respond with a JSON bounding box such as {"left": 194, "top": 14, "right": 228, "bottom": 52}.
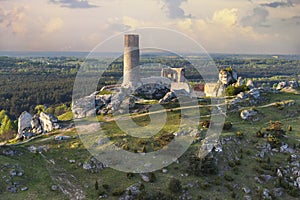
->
{"left": 0, "top": 91, "right": 300, "bottom": 199}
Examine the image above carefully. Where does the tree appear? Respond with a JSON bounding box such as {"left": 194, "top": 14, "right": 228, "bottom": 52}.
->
{"left": 0, "top": 110, "right": 6, "bottom": 122}
{"left": 34, "top": 105, "right": 46, "bottom": 114}
{"left": 54, "top": 104, "right": 69, "bottom": 116}
{"left": 0, "top": 115, "right": 14, "bottom": 135}
{"left": 95, "top": 180, "right": 99, "bottom": 190}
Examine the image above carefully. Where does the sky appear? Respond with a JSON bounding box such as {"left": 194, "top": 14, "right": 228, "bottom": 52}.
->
{"left": 0, "top": 0, "right": 300, "bottom": 54}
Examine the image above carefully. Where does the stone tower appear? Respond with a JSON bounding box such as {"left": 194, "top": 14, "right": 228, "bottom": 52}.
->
{"left": 123, "top": 34, "right": 140, "bottom": 88}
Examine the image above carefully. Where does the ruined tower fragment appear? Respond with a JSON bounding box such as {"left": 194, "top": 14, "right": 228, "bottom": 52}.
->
{"left": 123, "top": 34, "right": 140, "bottom": 88}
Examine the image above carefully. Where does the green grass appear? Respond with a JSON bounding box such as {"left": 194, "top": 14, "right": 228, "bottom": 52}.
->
{"left": 97, "top": 90, "right": 113, "bottom": 95}
{"left": 58, "top": 111, "right": 74, "bottom": 121}
{"left": 0, "top": 92, "right": 300, "bottom": 199}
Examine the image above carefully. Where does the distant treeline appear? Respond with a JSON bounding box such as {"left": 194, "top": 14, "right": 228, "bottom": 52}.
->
{"left": 0, "top": 56, "right": 299, "bottom": 119}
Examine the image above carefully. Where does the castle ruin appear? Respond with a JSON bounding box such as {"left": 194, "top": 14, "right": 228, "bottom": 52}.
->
{"left": 123, "top": 34, "right": 140, "bottom": 88}
{"left": 161, "top": 68, "right": 185, "bottom": 83}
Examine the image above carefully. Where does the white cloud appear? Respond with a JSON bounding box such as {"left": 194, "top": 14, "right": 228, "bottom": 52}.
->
{"left": 175, "top": 8, "right": 275, "bottom": 53}
{"left": 44, "top": 17, "right": 64, "bottom": 33}
{"left": 0, "top": 6, "right": 27, "bottom": 34}
{"left": 212, "top": 8, "right": 238, "bottom": 26}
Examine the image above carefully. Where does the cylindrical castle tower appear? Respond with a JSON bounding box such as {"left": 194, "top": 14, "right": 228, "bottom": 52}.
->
{"left": 123, "top": 34, "right": 140, "bottom": 88}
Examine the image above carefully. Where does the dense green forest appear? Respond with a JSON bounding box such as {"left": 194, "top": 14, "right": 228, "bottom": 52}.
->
{"left": 0, "top": 56, "right": 79, "bottom": 119}
{"left": 0, "top": 55, "right": 299, "bottom": 120}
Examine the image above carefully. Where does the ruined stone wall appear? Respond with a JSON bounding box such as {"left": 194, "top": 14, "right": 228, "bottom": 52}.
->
{"left": 161, "top": 68, "right": 185, "bottom": 83}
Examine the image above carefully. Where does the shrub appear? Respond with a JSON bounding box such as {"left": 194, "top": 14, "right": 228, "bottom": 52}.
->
{"left": 224, "top": 173, "right": 234, "bottom": 182}
{"left": 102, "top": 184, "right": 109, "bottom": 190}
{"left": 148, "top": 172, "right": 156, "bottom": 182}
{"left": 0, "top": 114, "right": 16, "bottom": 141}
{"left": 225, "top": 85, "right": 249, "bottom": 96}
{"left": 236, "top": 131, "right": 244, "bottom": 139}
{"left": 267, "top": 135, "right": 280, "bottom": 146}
{"left": 201, "top": 120, "right": 210, "bottom": 128}
{"left": 168, "top": 178, "right": 182, "bottom": 193}
{"left": 34, "top": 105, "right": 46, "bottom": 114}
{"left": 223, "top": 121, "right": 233, "bottom": 130}
{"left": 112, "top": 188, "right": 125, "bottom": 196}
{"left": 188, "top": 155, "right": 218, "bottom": 176}
{"left": 54, "top": 104, "right": 69, "bottom": 116}
{"left": 95, "top": 180, "right": 99, "bottom": 190}
{"left": 126, "top": 173, "right": 134, "bottom": 179}
{"left": 256, "top": 130, "right": 264, "bottom": 137}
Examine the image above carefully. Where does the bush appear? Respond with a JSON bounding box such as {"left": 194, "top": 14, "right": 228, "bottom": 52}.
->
{"left": 201, "top": 120, "right": 210, "bottom": 128}
{"left": 225, "top": 85, "right": 249, "bottom": 96}
{"left": 168, "top": 178, "right": 182, "bottom": 193}
{"left": 224, "top": 173, "right": 234, "bottom": 182}
{"left": 148, "top": 172, "right": 156, "bottom": 182}
{"left": 236, "top": 131, "right": 244, "bottom": 139}
{"left": 112, "top": 188, "right": 125, "bottom": 196}
{"left": 256, "top": 130, "right": 264, "bottom": 137}
{"left": 223, "top": 121, "right": 232, "bottom": 130}
{"left": 188, "top": 155, "right": 218, "bottom": 176}
{"left": 126, "top": 173, "right": 134, "bottom": 179}
{"left": 54, "top": 104, "right": 69, "bottom": 116}
{"left": 34, "top": 105, "right": 46, "bottom": 114}
{"left": 0, "top": 114, "right": 16, "bottom": 140}
{"left": 95, "top": 180, "right": 99, "bottom": 190}
{"left": 102, "top": 184, "right": 110, "bottom": 190}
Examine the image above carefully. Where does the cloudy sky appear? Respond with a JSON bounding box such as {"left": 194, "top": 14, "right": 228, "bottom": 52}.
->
{"left": 0, "top": 0, "right": 300, "bottom": 54}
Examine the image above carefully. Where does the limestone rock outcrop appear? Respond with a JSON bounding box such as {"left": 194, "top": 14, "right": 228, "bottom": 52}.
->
{"left": 135, "top": 81, "right": 170, "bottom": 100}
{"left": 17, "top": 111, "right": 32, "bottom": 137}
{"left": 17, "top": 111, "right": 60, "bottom": 139}
{"left": 240, "top": 109, "right": 258, "bottom": 120}
{"left": 246, "top": 80, "right": 254, "bottom": 88}
{"left": 159, "top": 91, "right": 176, "bottom": 104}
{"left": 39, "top": 112, "right": 59, "bottom": 132}
{"left": 72, "top": 93, "right": 97, "bottom": 119}
{"left": 30, "top": 114, "right": 43, "bottom": 134}
{"left": 218, "top": 68, "right": 238, "bottom": 86}
{"left": 276, "top": 81, "right": 299, "bottom": 90}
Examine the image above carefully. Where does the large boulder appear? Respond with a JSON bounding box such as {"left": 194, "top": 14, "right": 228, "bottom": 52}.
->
{"left": 289, "top": 80, "right": 299, "bottom": 89}
{"left": 240, "top": 109, "right": 258, "bottom": 120}
{"left": 276, "top": 80, "right": 299, "bottom": 91}
{"left": 159, "top": 91, "right": 176, "bottom": 104}
{"left": 246, "top": 79, "right": 254, "bottom": 88}
{"left": 218, "top": 68, "right": 238, "bottom": 85}
{"left": 18, "top": 111, "right": 32, "bottom": 136}
{"left": 30, "top": 114, "right": 43, "bottom": 134}
{"left": 249, "top": 88, "right": 260, "bottom": 99}
{"left": 205, "top": 82, "right": 226, "bottom": 97}
{"left": 135, "top": 81, "right": 170, "bottom": 100}
{"left": 72, "top": 93, "right": 96, "bottom": 119}
{"left": 39, "top": 112, "right": 59, "bottom": 132}
{"left": 276, "top": 81, "right": 287, "bottom": 90}
{"left": 232, "top": 77, "right": 243, "bottom": 87}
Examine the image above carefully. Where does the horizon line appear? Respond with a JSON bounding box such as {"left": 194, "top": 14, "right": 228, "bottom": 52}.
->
{"left": 0, "top": 50, "right": 299, "bottom": 57}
